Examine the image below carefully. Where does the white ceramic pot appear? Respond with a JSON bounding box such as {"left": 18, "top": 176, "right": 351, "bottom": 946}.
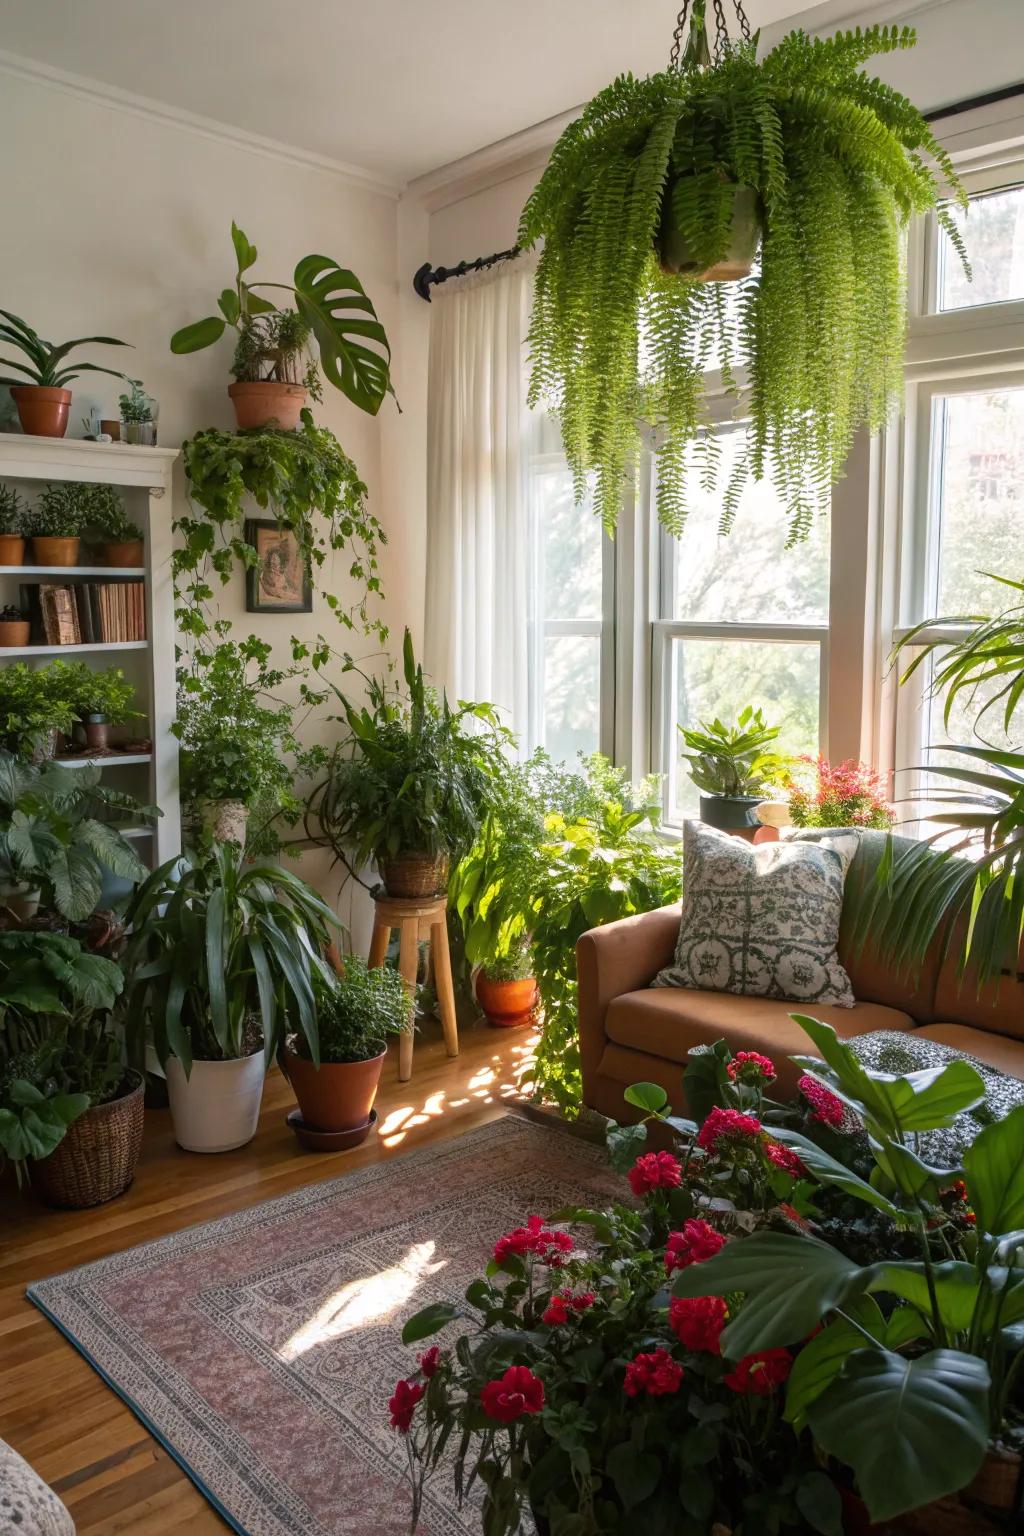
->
{"left": 165, "top": 1053, "right": 265, "bottom": 1153}
{"left": 199, "top": 798, "right": 249, "bottom": 847}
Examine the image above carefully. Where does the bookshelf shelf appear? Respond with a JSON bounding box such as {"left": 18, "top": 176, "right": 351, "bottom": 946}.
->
{"left": 1, "top": 641, "right": 149, "bottom": 657}
{"left": 0, "top": 565, "right": 147, "bottom": 578}
{"left": 57, "top": 754, "right": 153, "bottom": 768}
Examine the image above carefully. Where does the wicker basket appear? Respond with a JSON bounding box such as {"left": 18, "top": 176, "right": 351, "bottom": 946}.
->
{"left": 894, "top": 1448, "right": 1022, "bottom": 1535}
{"left": 379, "top": 851, "right": 450, "bottom": 899}
{"left": 31, "top": 1071, "right": 145, "bottom": 1209}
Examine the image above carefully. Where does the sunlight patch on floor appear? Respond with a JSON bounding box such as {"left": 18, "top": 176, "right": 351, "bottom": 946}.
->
{"left": 278, "top": 1241, "right": 445, "bottom": 1361}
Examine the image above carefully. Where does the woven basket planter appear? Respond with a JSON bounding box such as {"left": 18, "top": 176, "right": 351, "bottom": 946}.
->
{"left": 31, "top": 1070, "right": 145, "bottom": 1209}
{"left": 379, "top": 851, "right": 450, "bottom": 899}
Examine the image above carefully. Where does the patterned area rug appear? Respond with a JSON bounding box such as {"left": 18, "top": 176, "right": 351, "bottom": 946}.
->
{"left": 27, "top": 1116, "right": 620, "bottom": 1536}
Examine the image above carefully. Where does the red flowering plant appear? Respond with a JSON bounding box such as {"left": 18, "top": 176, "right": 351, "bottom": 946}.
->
{"left": 787, "top": 755, "right": 894, "bottom": 830}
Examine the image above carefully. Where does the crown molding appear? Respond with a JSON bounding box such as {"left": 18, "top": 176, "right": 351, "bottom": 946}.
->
{"left": 0, "top": 47, "right": 400, "bottom": 199}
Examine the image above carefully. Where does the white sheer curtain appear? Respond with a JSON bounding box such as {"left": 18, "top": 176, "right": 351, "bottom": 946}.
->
{"left": 424, "top": 256, "right": 536, "bottom": 735}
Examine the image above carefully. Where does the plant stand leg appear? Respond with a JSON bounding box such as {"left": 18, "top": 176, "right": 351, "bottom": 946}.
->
{"left": 431, "top": 919, "right": 459, "bottom": 1059}
{"left": 398, "top": 915, "right": 418, "bottom": 1082}
{"left": 368, "top": 919, "right": 390, "bottom": 970}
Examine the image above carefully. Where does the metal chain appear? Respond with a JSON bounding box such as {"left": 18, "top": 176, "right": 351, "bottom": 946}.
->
{"left": 669, "top": 0, "right": 692, "bottom": 71}
{"left": 668, "top": 0, "right": 751, "bottom": 67}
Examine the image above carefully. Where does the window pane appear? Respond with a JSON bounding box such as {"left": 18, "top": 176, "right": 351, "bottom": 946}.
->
{"left": 535, "top": 464, "right": 603, "bottom": 620}
{"left": 672, "top": 427, "right": 829, "bottom": 624}
{"left": 669, "top": 637, "right": 820, "bottom": 819}
{"left": 542, "top": 634, "right": 600, "bottom": 764}
{"left": 939, "top": 184, "right": 1024, "bottom": 311}
{"left": 931, "top": 389, "right": 1024, "bottom": 613}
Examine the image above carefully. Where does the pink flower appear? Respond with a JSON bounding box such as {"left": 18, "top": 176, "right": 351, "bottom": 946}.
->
{"left": 628, "top": 1151, "right": 683, "bottom": 1196}
{"left": 723, "top": 1348, "right": 793, "bottom": 1396}
{"left": 669, "top": 1295, "right": 728, "bottom": 1354}
{"left": 765, "top": 1140, "right": 806, "bottom": 1178}
{"left": 480, "top": 1365, "right": 545, "bottom": 1422}
{"left": 623, "top": 1348, "right": 684, "bottom": 1398}
{"left": 493, "top": 1214, "right": 574, "bottom": 1266}
{"left": 418, "top": 1346, "right": 440, "bottom": 1378}
{"left": 697, "top": 1106, "right": 763, "bottom": 1154}
{"left": 798, "top": 1075, "right": 845, "bottom": 1129}
{"left": 388, "top": 1378, "right": 425, "bottom": 1432}
{"left": 665, "top": 1219, "right": 726, "bottom": 1273}
{"left": 727, "top": 1051, "right": 777, "bottom": 1083}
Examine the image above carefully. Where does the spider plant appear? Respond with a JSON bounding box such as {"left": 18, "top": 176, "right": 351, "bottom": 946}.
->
{"left": 0, "top": 309, "right": 132, "bottom": 389}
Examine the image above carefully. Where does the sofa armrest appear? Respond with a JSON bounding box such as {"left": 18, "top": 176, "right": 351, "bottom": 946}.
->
{"left": 576, "top": 904, "right": 682, "bottom": 1105}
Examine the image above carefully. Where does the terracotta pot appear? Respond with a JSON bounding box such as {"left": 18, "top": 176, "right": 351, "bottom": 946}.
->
{"left": 0, "top": 619, "right": 29, "bottom": 647}
{"left": 100, "top": 419, "right": 121, "bottom": 442}
{"left": 0, "top": 534, "right": 25, "bottom": 565}
{"left": 228, "top": 381, "right": 306, "bottom": 431}
{"left": 282, "top": 1045, "right": 386, "bottom": 1133}
{"left": 10, "top": 385, "right": 72, "bottom": 438}
{"left": 30, "top": 1072, "right": 144, "bottom": 1210}
{"left": 199, "top": 797, "right": 249, "bottom": 846}
{"left": 84, "top": 716, "right": 110, "bottom": 750}
{"left": 657, "top": 179, "right": 761, "bottom": 281}
{"left": 165, "top": 1054, "right": 265, "bottom": 1153}
{"left": 475, "top": 973, "right": 538, "bottom": 1029}
{"left": 31, "top": 535, "right": 81, "bottom": 567}
{"left": 380, "top": 851, "right": 450, "bottom": 899}
{"left": 103, "top": 539, "right": 144, "bottom": 567}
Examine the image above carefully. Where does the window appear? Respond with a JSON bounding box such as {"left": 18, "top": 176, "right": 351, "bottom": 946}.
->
{"left": 938, "top": 183, "right": 1024, "bottom": 312}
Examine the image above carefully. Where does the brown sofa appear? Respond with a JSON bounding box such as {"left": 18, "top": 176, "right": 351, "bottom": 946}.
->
{"left": 577, "top": 833, "right": 1024, "bottom": 1122}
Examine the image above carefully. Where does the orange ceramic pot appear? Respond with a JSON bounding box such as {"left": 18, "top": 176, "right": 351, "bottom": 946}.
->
{"left": 282, "top": 1045, "right": 386, "bottom": 1133}
{"left": 228, "top": 381, "right": 306, "bottom": 431}
{"left": 31, "top": 536, "right": 80, "bottom": 567}
{"left": 0, "top": 620, "right": 30, "bottom": 647}
{"left": 104, "top": 539, "right": 144, "bottom": 567}
{"left": 11, "top": 386, "right": 71, "bottom": 437}
{"left": 0, "top": 535, "right": 25, "bottom": 565}
{"left": 475, "top": 973, "right": 538, "bottom": 1029}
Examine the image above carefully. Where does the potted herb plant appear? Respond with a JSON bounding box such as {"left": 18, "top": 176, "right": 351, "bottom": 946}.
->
{"left": 170, "top": 222, "right": 392, "bottom": 427}
{"left": 518, "top": 16, "right": 966, "bottom": 538}
{"left": 24, "top": 483, "right": 85, "bottom": 565}
{"left": 0, "top": 310, "right": 132, "bottom": 438}
{"left": 0, "top": 483, "right": 27, "bottom": 565}
{"left": 0, "top": 929, "right": 143, "bottom": 1208}
{"left": 117, "top": 379, "right": 157, "bottom": 445}
{"left": 679, "top": 705, "right": 789, "bottom": 831}
{"left": 309, "top": 630, "right": 513, "bottom": 898}
{"left": 0, "top": 662, "right": 77, "bottom": 760}
{"left": 121, "top": 842, "right": 340, "bottom": 1153}
{"left": 0, "top": 604, "right": 30, "bottom": 648}
{"left": 81, "top": 483, "right": 145, "bottom": 566}
{"left": 69, "top": 664, "right": 140, "bottom": 751}
{"left": 282, "top": 955, "right": 409, "bottom": 1142}
{"left": 474, "top": 938, "right": 538, "bottom": 1030}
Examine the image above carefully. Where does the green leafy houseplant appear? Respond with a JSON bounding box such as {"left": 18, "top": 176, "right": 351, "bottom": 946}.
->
{"left": 480, "top": 940, "right": 534, "bottom": 985}
{"left": 231, "top": 309, "right": 323, "bottom": 399}
{"left": 679, "top": 705, "right": 788, "bottom": 796}
{"left": 289, "top": 956, "right": 409, "bottom": 1066}
{"left": 519, "top": 19, "right": 966, "bottom": 537}
{"left": 0, "top": 309, "right": 132, "bottom": 390}
{"left": 0, "top": 929, "right": 124, "bottom": 1180}
{"left": 70, "top": 664, "right": 139, "bottom": 726}
{"left": 25, "top": 483, "right": 87, "bottom": 539}
{"left": 121, "top": 842, "right": 340, "bottom": 1069}
{"left": 170, "top": 222, "right": 392, "bottom": 416}
{"left": 79, "top": 484, "right": 143, "bottom": 547}
{"left": 309, "top": 630, "right": 513, "bottom": 889}
{"left": 0, "top": 661, "right": 82, "bottom": 756}
{"left": 117, "top": 379, "right": 154, "bottom": 424}
{"left": 0, "top": 483, "right": 27, "bottom": 535}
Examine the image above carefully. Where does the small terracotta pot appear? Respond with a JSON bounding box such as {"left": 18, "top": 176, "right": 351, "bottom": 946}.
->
{"left": 84, "top": 716, "right": 110, "bottom": 750}
{"left": 228, "top": 381, "right": 306, "bottom": 431}
{"left": 100, "top": 419, "right": 121, "bottom": 442}
{"left": 199, "top": 797, "right": 249, "bottom": 846}
{"left": 282, "top": 1045, "right": 386, "bottom": 1134}
{"left": 380, "top": 851, "right": 450, "bottom": 899}
{"left": 103, "top": 539, "right": 144, "bottom": 568}
{"left": 32, "top": 535, "right": 81, "bottom": 567}
{"left": 0, "top": 534, "right": 25, "bottom": 565}
{"left": 475, "top": 973, "right": 538, "bottom": 1029}
{"left": 0, "top": 619, "right": 30, "bottom": 647}
{"left": 10, "top": 385, "right": 72, "bottom": 438}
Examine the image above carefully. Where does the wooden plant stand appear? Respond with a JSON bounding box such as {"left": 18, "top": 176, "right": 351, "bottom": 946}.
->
{"left": 368, "top": 892, "right": 459, "bottom": 1082}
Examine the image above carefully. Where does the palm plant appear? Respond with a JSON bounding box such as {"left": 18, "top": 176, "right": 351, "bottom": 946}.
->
{"left": 519, "top": 15, "right": 966, "bottom": 538}
{"left": 0, "top": 309, "right": 132, "bottom": 389}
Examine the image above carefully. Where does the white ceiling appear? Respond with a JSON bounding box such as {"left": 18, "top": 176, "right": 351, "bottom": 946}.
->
{"left": 0, "top": 0, "right": 831, "bottom": 187}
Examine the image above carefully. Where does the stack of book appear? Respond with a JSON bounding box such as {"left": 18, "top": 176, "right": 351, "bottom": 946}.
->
{"left": 20, "top": 582, "right": 147, "bottom": 646}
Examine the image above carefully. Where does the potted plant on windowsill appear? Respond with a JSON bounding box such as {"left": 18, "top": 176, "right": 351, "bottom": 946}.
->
{"left": 0, "top": 484, "right": 27, "bottom": 565}
{"left": 0, "top": 309, "right": 132, "bottom": 438}
{"left": 679, "top": 705, "right": 789, "bottom": 832}
{"left": 0, "top": 604, "right": 30, "bottom": 648}
{"left": 474, "top": 938, "right": 538, "bottom": 1030}
{"left": 24, "top": 483, "right": 85, "bottom": 566}
{"left": 170, "top": 222, "right": 393, "bottom": 428}
{"left": 282, "top": 954, "right": 409, "bottom": 1145}
{"left": 81, "top": 484, "right": 145, "bottom": 567}
{"left": 308, "top": 629, "right": 512, "bottom": 899}
{"left": 121, "top": 842, "right": 340, "bottom": 1153}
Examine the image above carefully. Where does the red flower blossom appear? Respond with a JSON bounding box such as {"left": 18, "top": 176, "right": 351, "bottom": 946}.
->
{"left": 418, "top": 1347, "right": 440, "bottom": 1378}
{"left": 623, "top": 1348, "right": 684, "bottom": 1398}
{"left": 388, "top": 1377, "right": 425, "bottom": 1432}
{"left": 723, "top": 1348, "right": 793, "bottom": 1396}
{"left": 543, "top": 1289, "right": 596, "bottom": 1325}
{"left": 480, "top": 1365, "right": 545, "bottom": 1422}
{"left": 493, "top": 1214, "right": 574, "bottom": 1267}
{"left": 669, "top": 1295, "right": 728, "bottom": 1354}
{"left": 797, "top": 1075, "right": 845, "bottom": 1129}
{"left": 665, "top": 1219, "right": 726, "bottom": 1273}
{"left": 727, "top": 1051, "right": 777, "bottom": 1083}
{"left": 697, "top": 1106, "right": 763, "bottom": 1154}
{"left": 628, "top": 1151, "right": 683, "bottom": 1196}
{"left": 776, "top": 1201, "right": 811, "bottom": 1231}
{"left": 765, "top": 1140, "right": 806, "bottom": 1178}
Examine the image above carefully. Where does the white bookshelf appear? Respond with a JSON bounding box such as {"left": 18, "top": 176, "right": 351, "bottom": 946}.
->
{"left": 0, "top": 433, "right": 181, "bottom": 866}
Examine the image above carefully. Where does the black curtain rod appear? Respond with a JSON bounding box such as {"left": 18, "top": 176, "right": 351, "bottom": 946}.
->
{"left": 413, "top": 81, "right": 1024, "bottom": 300}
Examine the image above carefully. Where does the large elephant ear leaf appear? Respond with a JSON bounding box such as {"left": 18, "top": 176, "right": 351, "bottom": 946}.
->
{"left": 293, "top": 256, "right": 391, "bottom": 415}
{"left": 76, "top": 820, "right": 148, "bottom": 886}
{"left": 170, "top": 315, "right": 226, "bottom": 354}
{"left": 806, "top": 1347, "right": 990, "bottom": 1523}
{"left": 964, "top": 1103, "right": 1024, "bottom": 1236}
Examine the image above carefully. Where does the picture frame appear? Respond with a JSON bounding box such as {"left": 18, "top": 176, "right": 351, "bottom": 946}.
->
{"left": 244, "top": 519, "right": 313, "bottom": 614}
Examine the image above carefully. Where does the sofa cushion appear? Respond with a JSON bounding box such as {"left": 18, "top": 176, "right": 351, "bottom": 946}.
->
{"left": 654, "top": 821, "right": 858, "bottom": 1006}
{"left": 0, "top": 1437, "right": 75, "bottom": 1535}
{"left": 932, "top": 941, "right": 1024, "bottom": 1042}
{"left": 605, "top": 987, "right": 916, "bottom": 1096}
{"left": 914, "top": 1024, "right": 1024, "bottom": 1082}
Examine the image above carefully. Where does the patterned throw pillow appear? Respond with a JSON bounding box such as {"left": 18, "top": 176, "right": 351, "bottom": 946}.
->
{"left": 654, "top": 821, "right": 858, "bottom": 1005}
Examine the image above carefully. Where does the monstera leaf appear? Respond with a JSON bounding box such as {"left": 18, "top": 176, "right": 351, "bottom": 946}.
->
{"left": 293, "top": 255, "right": 391, "bottom": 415}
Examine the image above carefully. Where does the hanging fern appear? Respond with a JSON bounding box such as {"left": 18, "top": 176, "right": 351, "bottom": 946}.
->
{"left": 519, "top": 24, "right": 968, "bottom": 540}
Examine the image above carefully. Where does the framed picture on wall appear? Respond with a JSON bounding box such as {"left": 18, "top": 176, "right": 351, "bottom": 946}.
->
{"left": 244, "top": 520, "right": 313, "bottom": 614}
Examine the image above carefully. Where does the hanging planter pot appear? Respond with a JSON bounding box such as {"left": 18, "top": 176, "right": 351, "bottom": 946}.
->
{"left": 657, "top": 178, "right": 761, "bottom": 280}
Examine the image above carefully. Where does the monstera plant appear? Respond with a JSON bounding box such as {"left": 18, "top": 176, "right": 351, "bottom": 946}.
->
{"left": 519, "top": 4, "right": 967, "bottom": 539}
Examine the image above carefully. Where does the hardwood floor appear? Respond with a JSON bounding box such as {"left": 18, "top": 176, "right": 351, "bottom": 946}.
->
{"left": 0, "top": 1015, "right": 538, "bottom": 1534}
